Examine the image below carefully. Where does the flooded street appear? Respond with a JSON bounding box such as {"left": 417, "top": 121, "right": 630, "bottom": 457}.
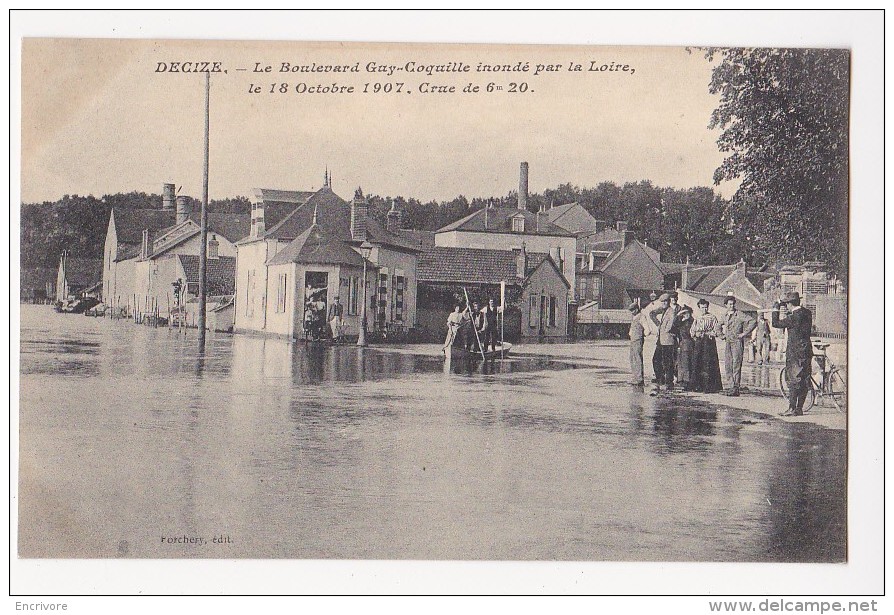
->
{"left": 18, "top": 305, "right": 845, "bottom": 561}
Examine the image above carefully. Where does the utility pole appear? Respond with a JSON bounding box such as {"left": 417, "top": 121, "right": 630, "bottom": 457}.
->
{"left": 198, "top": 71, "right": 210, "bottom": 348}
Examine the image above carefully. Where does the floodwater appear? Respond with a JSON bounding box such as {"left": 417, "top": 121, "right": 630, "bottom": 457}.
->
{"left": 18, "top": 305, "right": 846, "bottom": 561}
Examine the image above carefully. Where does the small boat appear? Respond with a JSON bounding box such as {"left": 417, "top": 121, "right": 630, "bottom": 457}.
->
{"left": 449, "top": 342, "right": 512, "bottom": 361}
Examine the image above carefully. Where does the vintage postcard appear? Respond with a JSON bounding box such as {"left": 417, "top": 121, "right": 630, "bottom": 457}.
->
{"left": 11, "top": 11, "right": 883, "bottom": 600}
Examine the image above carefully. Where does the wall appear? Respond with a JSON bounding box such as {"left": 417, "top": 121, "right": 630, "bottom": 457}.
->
{"left": 132, "top": 254, "right": 184, "bottom": 320}
{"left": 234, "top": 239, "right": 273, "bottom": 333}
{"left": 435, "top": 230, "right": 577, "bottom": 293}
{"left": 293, "top": 264, "right": 364, "bottom": 339}
{"left": 264, "top": 262, "right": 296, "bottom": 337}
{"left": 520, "top": 262, "right": 569, "bottom": 338}
{"left": 370, "top": 246, "right": 419, "bottom": 329}
{"left": 102, "top": 214, "right": 117, "bottom": 303}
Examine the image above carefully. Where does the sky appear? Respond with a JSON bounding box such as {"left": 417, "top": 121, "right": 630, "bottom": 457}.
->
{"left": 21, "top": 39, "right": 728, "bottom": 204}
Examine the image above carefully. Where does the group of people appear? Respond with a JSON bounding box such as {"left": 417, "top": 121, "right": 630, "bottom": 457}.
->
{"left": 303, "top": 295, "right": 345, "bottom": 342}
{"left": 628, "top": 290, "right": 813, "bottom": 415}
{"left": 443, "top": 299, "right": 502, "bottom": 353}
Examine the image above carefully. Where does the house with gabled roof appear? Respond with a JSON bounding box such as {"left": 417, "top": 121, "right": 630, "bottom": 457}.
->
{"left": 434, "top": 203, "right": 577, "bottom": 295}
{"left": 416, "top": 244, "right": 571, "bottom": 340}
{"left": 543, "top": 201, "right": 605, "bottom": 237}
{"left": 661, "top": 259, "right": 770, "bottom": 310}
{"left": 235, "top": 177, "right": 422, "bottom": 338}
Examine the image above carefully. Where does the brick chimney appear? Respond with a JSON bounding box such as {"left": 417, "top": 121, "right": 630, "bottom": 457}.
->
{"left": 386, "top": 200, "right": 403, "bottom": 234}
{"left": 622, "top": 230, "right": 635, "bottom": 248}
{"left": 518, "top": 162, "right": 529, "bottom": 210}
{"left": 176, "top": 195, "right": 191, "bottom": 225}
{"left": 681, "top": 258, "right": 690, "bottom": 290}
{"left": 250, "top": 196, "right": 265, "bottom": 238}
{"left": 616, "top": 220, "right": 628, "bottom": 233}
{"left": 208, "top": 234, "right": 219, "bottom": 259}
{"left": 516, "top": 242, "right": 528, "bottom": 278}
{"left": 162, "top": 183, "right": 176, "bottom": 211}
{"left": 351, "top": 187, "right": 367, "bottom": 241}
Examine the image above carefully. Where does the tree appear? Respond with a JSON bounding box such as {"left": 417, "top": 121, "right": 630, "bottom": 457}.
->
{"left": 703, "top": 48, "right": 849, "bottom": 277}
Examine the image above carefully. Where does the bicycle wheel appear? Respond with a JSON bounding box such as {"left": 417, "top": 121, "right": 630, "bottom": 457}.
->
{"left": 778, "top": 366, "right": 815, "bottom": 413}
{"left": 828, "top": 368, "right": 847, "bottom": 413}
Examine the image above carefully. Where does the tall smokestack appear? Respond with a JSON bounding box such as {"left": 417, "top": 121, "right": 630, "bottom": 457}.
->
{"left": 162, "top": 183, "right": 176, "bottom": 211}
{"left": 518, "top": 162, "right": 529, "bottom": 210}
{"left": 176, "top": 195, "right": 191, "bottom": 224}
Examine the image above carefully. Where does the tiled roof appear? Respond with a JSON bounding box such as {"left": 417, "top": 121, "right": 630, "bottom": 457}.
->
{"left": 255, "top": 186, "right": 421, "bottom": 251}
{"left": 254, "top": 188, "right": 316, "bottom": 204}
{"left": 682, "top": 290, "right": 761, "bottom": 312}
{"left": 112, "top": 208, "right": 176, "bottom": 244}
{"left": 267, "top": 224, "right": 366, "bottom": 267}
{"left": 396, "top": 229, "right": 436, "bottom": 250}
{"left": 62, "top": 257, "right": 103, "bottom": 287}
{"left": 177, "top": 255, "right": 237, "bottom": 295}
{"left": 204, "top": 212, "right": 251, "bottom": 244}
{"left": 417, "top": 247, "right": 556, "bottom": 285}
{"left": 436, "top": 206, "right": 573, "bottom": 237}
{"left": 687, "top": 264, "right": 737, "bottom": 293}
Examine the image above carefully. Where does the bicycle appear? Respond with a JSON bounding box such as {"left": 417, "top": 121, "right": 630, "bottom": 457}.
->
{"left": 778, "top": 340, "right": 847, "bottom": 413}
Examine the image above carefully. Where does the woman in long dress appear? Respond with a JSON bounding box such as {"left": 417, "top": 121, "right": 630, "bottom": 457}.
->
{"left": 690, "top": 298, "right": 723, "bottom": 393}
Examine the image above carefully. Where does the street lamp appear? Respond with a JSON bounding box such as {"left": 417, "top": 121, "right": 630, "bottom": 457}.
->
{"left": 357, "top": 240, "right": 373, "bottom": 347}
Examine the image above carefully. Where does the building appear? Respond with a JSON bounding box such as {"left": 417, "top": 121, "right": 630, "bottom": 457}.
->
{"left": 434, "top": 163, "right": 577, "bottom": 294}
{"left": 662, "top": 259, "right": 773, "bottom": 310}
{"left": 543, "top": 201, "right": 605, "bottom": 237}
{"left": 234, "top": 178, "right": 422, "bottom": 339}
{"left": 416, "top": 245, "right": 570, "bottom": 341}
{"left": 131, "top": 198, "right": 247, "bottom": 322}
{"left": 764, "top": 261, "right": 847, "bottom": 338}
{"left": 55, "top": 252, "right": 102, "bottom": 302}
{"left": 102, "top": 205, "right": 176, "bottom": 314}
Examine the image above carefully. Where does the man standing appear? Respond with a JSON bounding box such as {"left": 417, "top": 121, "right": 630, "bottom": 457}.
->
{"left": 772, "top": 291, "right": 813, "bottom": 416}
{"left": 753, "top": 312, "right": 772, "bottom": 365}
{"left": 628, "top": 301, "right": 645, "bottom": 386}
{"left": 481, "top": 298, "right": 500, "bottom": 352}
{"left": 648, "top": 292, "right": 679, "bottom": 394}
{"left": 467, "top": 301, "right": 483, "bottom": 351}
{"left": 327, "top": 296, "right": 344, "bottom": 342}
{"left": 720, "top": 295, "right": 756, "bottom": 396}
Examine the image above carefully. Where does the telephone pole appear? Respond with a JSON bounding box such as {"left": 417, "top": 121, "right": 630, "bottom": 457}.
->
{"left": 198, "top": 71, "right": 210, "bottom": 348}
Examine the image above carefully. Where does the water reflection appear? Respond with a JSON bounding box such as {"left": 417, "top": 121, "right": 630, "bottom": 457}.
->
{"left": 18, "top": 305, "right": 846, "bottom": 561}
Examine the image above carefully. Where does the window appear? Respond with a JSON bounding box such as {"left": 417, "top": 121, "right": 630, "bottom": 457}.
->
{"left": 805, "top": 280, "right": 828, "bottom": 295}
{"left": 394, "top": 275, "right": 405, "bottom": 322}
{"left": 528, "top": 295, "right": 538, "bottom": 328}
{"left": 512, "top": 216, "right": 525, "bottom": 233}
{"left": 347, "top": 276, "right": 359, "bottom": 315}
{"left": 276, "top": 273, "right": 287, "bottom": 313}
{"left": 377, "top": 270, "right": 389, "bottom": 329}
{"left": 549, "top": 296, "right": 557, "bottom": 327}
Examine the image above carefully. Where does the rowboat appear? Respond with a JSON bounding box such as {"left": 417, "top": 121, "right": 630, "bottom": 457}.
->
{"left": 448, "top": 342, "right": 512, "bottom": 361}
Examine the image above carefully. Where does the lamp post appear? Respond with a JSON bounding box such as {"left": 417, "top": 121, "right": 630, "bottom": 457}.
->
{"left": 357, "top": 240, "right": 373, "bottom": 347}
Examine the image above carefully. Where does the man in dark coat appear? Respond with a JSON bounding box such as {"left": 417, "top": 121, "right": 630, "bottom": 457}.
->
{"left": 772, "top": 291, "right": 814, "bottom": 416}
{"left": 480, "top": 298, "right": 500, "bottom": 352}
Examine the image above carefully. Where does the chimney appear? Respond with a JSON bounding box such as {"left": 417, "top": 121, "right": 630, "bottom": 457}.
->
{"left": 622, "top": 230, "right": 635, "bottom": 248}
{"left": 516, "top": 242, "right": 528, "bottom": 278}
{"left": 616, "top": 220, "right": 628, "bottom": 233}
{"left": 162, "top": 183, "right": 176, "bottom": 211}
{"left": 250, "top": 197, "right": 265, "bottom": 238}
{"left": 386, "top": 200, "right": 403, "bottom": 234}
{"left": 681, "top": 258, "right": 690, "bottom": 291}
{"left": 140, "top": 229, "right": 154, "bottom": 260}
{"left": 208, "top": 234, "right": 219, "bottom": 259}
{"left": 518, "top": 162, "right": 529, "bottom": 210}
{"left": 737, "top": 258, "right": 746, "bottom": 273}
{"left": 176, "top": 195, "right": 191, "bottom": 225}
{"left": 351, "top": 187, "right": 367, "bottom": 241}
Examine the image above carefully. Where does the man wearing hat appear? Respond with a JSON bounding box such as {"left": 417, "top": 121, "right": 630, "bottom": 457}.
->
{"left": 772, "top": 291, "right": 813, "bottom": 416}
{"left": 720, "top": 295, "right": 756, "bottom": 396}
{"left": 648, "top": 292, "right": 679, "bottom": 393}
{"left": 628, "top": 301, "right": 645, "bottom": 386}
